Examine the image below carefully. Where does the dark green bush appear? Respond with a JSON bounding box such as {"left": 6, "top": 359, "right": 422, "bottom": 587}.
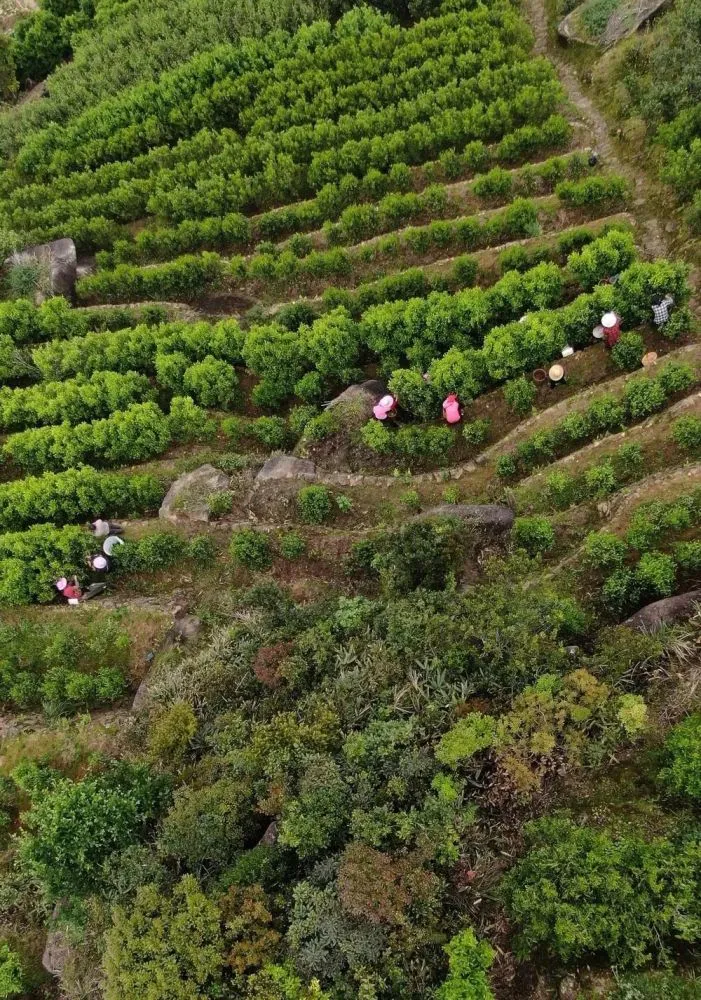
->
{"left": 463, "top": 418, "right": 490, "bottom": 446}
{"left": 672, "top": 414, "right": 701, "bottom": 452}
{"left": 502, "top": 817, "right": 701, "bottom": 966}
{"left": 297, "top": 485, "right": 332, "bottom": 525}
{"left": 611, "top": 332, "right": 644, "bottom": 371}
{"left": 230, "top": 530, "right": 272, "bottom": 571}
{"left": 583, "top": 530, "right": 628, "bottom": 569}
{"left": 512, "top": 516, "right": 555, "bottom": 554}
{"left": 658, "top": 713, "right": 701, "bottom": 801}
{"left": 496, "top": 454, "right": 518, "bottom": 478}
{"left": 250, "top": 417, "right": 288, "bottom": 450}
{"left": 503, "top": 375, "right": 537, "bottom": 415}
{"left": 183, "top": 356, "right": 238, "bottom": 408}
{"left": 279, "top": 532, "right": 306, "bottom": 560}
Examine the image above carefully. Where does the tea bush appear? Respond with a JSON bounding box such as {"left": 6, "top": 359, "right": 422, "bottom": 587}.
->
{"left": 672, "top": 414, "right": 701, "bottom": 453}
{"left": 230, "top": 530, "right": 273, "bottom": 571}
{"left": 512, "top": 516, "right": 555, "bottom": 554}
{"left": 503, "top": 375, "right": 536, "bottom": 415}
{"left": 297, "top": 485, "right": 332, "bottom": 524}
{"left": 611, "top": 332, "right": 645, "bottom": 371}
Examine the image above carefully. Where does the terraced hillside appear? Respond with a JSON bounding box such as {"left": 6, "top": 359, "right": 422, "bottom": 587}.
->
{"left": 0, "top": 0, "right": 699, "bottom": 998}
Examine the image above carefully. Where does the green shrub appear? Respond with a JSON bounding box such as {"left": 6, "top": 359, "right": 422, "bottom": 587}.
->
{"left": 496, "top": 454, "right": 518, "bottom": 478}
{"left": 360, "top": 419, "right": 393, "bottom": 454}
{"left": 230, "top": 530, "right": 272, "bottom": 571}
{"left": 584, "top": 462, "right": 618, "bottom": 498}
{"left": 279, "top": 532, "right": 306, "bottom": 560}
{"left": 502, "top": 817, "right": 701, "bottom": 966}
{"left": 370, "top": 520, "right": 463, "bottom": 595}
{"left": 183, "top": 356, "right": 238, "bottom": 407}
{"left": 583, "top": 530, "right": 628, "bottom": 569}
{"left": 301, "top": 411, "right": 338, "bottom": 443}
{"left": 16, "top": 763, "right": 169, "bottom": 900}
{"left": 658, "top": 713, "right": 701, "bottom": 801}
{"left": 544, "top": 470, "right": 578, "bottom": 509}
{"left": 207, "top": 492, "right": 233, "bottom": 518}
{"left": 613, "top": 442, "right": 645, "bottom": 479}
{"left": 388, "top": 369, "right": 438, "bottom": 421}
{"left": 473, "top": 166, "right": 513, "bottom": 200}
{"left": 602, "top": 568, "right": 641, "bottom": 613}
{"left": 297, "top": 485, "right": 332, "bottom": 524}
{"left": 188, "top": 535, "right": 216, "bottom": 566}
{"left": 657, "top": 360, "right": 695, "bottom": 395}
{"left": 336, "top": 494, "right": 353, "bottom": 513}
{"left": 662, "top": 306, "right": 693, "bottom": 341}
{"left": 400, "top": 489, "right": 422, "bottom": 511}
{"left": 635, "top": 550, "right": 676, "bottom": 598}
{"left": 672, "top": 414, "right": 701, "bottom": 453}
{"left": 250, "top": 416, "right": 288, "bottom": 450}
{"left": 512, "top": 516, "right": 555, "bottom": 554}
{"left": 394, "top": 425, "right": 454, "bottom": 462}
{"left": 442, "top": 486, "right": 460, "bottom": 504}
{"left": 104, "top": 875, "right": 224, "bottom": 1000}
{"left": 288, "top": 405, "right": 319, "bottom": 437}
{"left": 503, "top": 375, "right": 537, "bottom": 415}
{"left": 611, "top": 332, "right": 644, "bottom": 371}
{"left": 463, "top": 418, "right": 490, "bottom": 446}
{"left": 0, "top": 943, "right": 23, "bottom": 999}
{"left": 611, "top": 972, "right": 701, "bottom": 1000}
{"left": 623, "top": 377, "right": 666, "bottom": 420}
{"left": 435, "top": 929, "right": 495, "bottom": 1000}
{"left": 452, "top": 255, "right": 479, "bottom": 286}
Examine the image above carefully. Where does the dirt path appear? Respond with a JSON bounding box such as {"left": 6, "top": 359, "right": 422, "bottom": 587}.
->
{"left": 523, "top": 0, "right": 669, "bottom": 263}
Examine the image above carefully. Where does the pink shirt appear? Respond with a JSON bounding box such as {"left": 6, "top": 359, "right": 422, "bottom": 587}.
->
{"left": 443, "top": 396, "right": 461, "bottom": 424}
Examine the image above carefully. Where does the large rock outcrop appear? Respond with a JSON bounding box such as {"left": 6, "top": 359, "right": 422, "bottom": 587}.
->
{"left": 413, "top": 504, "right": 515, "bottom": 532}
{"left": 5, "top": 238, "right": 77, "bottom": 302}
{"left": 624, "top": 590, "right": 701, "bottom": 632}
{"left": 159, "top": 464, "right": 230, "bottom": 523}
{"left": 255, "top": 455, "right": 317, "bottom": 484}
{"left": 324, "top": 379, "right": 387, "bottom": 420}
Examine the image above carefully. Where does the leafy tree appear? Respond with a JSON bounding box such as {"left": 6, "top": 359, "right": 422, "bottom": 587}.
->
{"left": 658, "top": 713, "right": 701, "bottom": 801}
{"left": 0, "top": 944, "right": 23, "bottom": 999}
{"left": 103, "top": 875, "right": 225, "bottom": 1000}
{"left": 502, "top": 817, "right": 701, "bottom": 966}
{"left": 435, "top": 928, "right": 495, "bottom": 1000}
{"left": 17, "top": 763, "right": 170, "bottom": 899}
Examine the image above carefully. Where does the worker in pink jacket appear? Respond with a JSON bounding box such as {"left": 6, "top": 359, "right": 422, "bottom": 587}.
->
{"left": 442, "top": 393, "right": 462, "bottom": 424}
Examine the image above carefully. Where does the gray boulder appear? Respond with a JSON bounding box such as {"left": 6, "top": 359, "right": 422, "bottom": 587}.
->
{"left": 159, "top": 464, "right": 230, "bottom": 523}
{"left": 414, "top": 504, "right": 515, "bottom": 532}
{"left": 42, "top": 904, "right": 72, "bottom": 978}
{"left": 5, "top": 238, "right": 77, "bottom": 302}
{"left": 255, "top": 455, "right": 317, "bottom": 484}
{"left": 624, "top": 590, "right": 701, "bottom": 632}
{"left": 324, "top": 379, "right": 387, "bottom": 420}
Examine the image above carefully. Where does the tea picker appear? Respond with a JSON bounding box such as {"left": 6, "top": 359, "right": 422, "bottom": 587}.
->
{"left": 442, "top": 393, "right": 462, "bottom": 424}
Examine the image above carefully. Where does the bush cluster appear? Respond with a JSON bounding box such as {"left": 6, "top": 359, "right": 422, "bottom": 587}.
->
{"left": 498, "top": 361, "right": 696, "bottom": 479}
{"left": 77, "top": 253, "right": 225, "bottom": 303}
{"left": 503, "top": 817, "right": 700, "bottom": 966}
{"left": 3, "top": 398, "right": 213, "bottom": 474}
{"left": 0, "top": 466, "right": 165, "bottom": 532}
{"left": 0, "top": 297, "right": 166, "bottom": 346}
{"left": 0, "top": 615, "right": 130, "bottom": 714}
{"left": 0, "top": 370, "right": 155, "bottom": 431}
